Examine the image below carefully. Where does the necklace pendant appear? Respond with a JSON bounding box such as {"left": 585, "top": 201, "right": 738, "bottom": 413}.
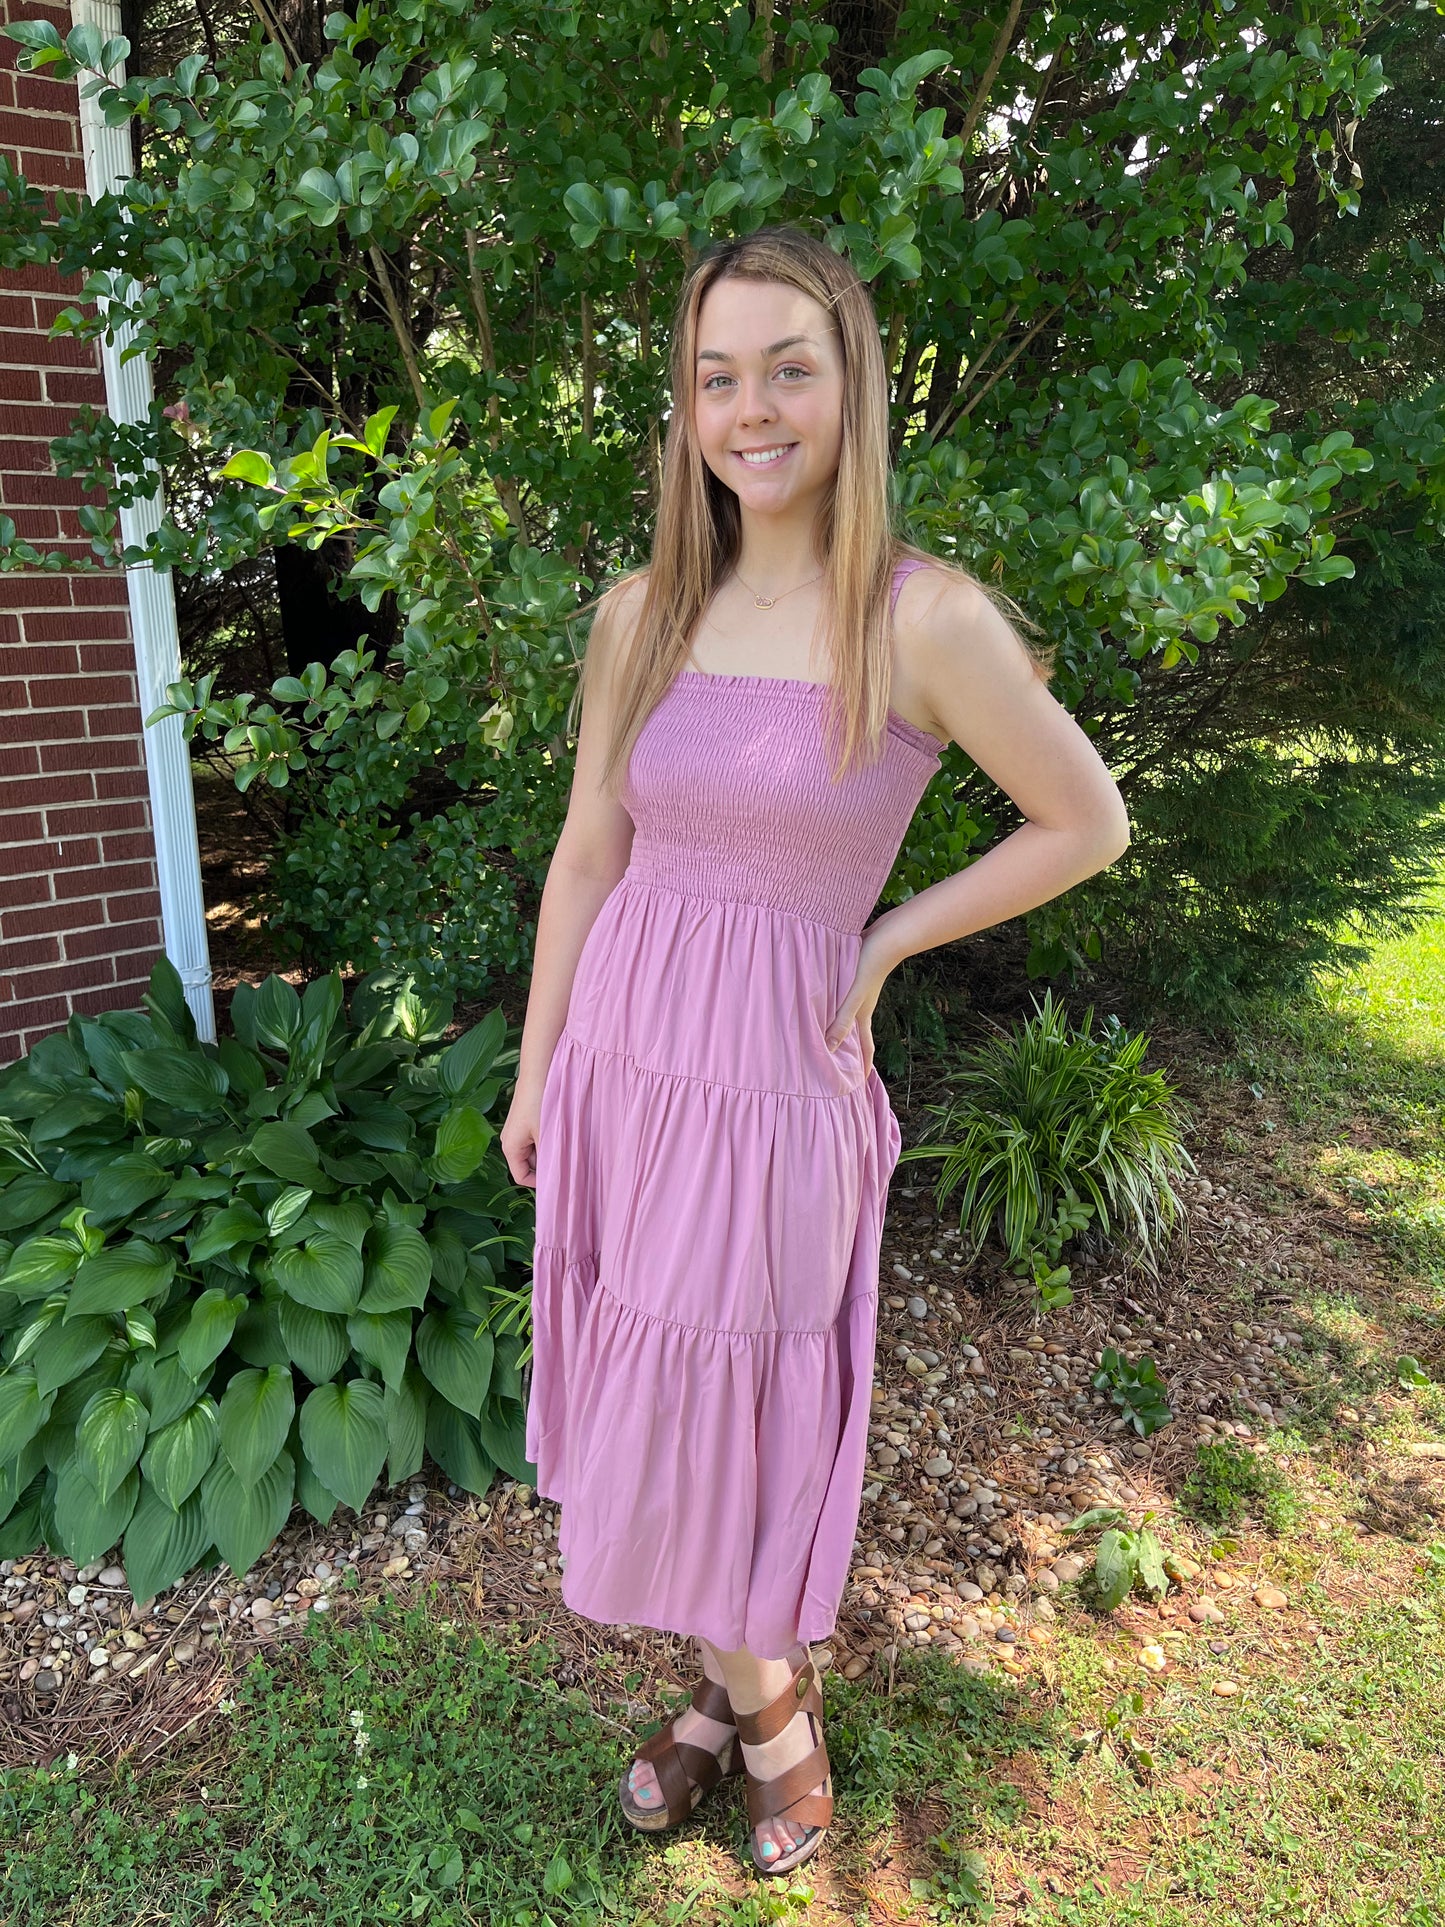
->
{"left": 753, "top": 594, "right": 775, "bottom": 609}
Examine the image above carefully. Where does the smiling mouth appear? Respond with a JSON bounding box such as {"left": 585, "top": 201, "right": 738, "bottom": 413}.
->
{"left": 733, "top": 443, "right": 797, "bottom": 467}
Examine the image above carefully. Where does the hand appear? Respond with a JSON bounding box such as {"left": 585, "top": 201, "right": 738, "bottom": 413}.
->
{"left": 500, "top": 1087, "right": 544, "bottom": 1188}
{"left": 823, "top": 928, "right": 896, "bottom": 1077}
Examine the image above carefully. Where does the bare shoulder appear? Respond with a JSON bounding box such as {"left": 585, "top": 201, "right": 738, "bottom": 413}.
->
{"left": 586, "top": 568, "right": 651, "bottom": 693}
{"left": 893, "top": 561, "right": 1130, "bottom": 849}
{"left": 891, "top": 563, "right": 1026, "bottom": 748}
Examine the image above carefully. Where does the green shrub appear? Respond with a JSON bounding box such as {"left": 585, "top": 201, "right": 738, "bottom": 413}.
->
{"left": 898, "top": 989, "right": 1197, "bottom": 1307}
{"left": 0, "top": 959, "right": 536, "bottom": 1602}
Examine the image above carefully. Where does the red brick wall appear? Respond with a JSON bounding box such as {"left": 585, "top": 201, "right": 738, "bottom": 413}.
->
{"left": 0, "top": 1, "right": 164, "bottom": 1062}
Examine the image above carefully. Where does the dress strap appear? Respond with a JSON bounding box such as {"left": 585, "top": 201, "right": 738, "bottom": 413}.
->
{"left": 890, "top": 555, "right": 935, "bottom": 615}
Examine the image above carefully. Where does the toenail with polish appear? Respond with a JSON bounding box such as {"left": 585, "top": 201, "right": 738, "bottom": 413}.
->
{"left": 761, "top": 1840, "right": 777, "bottom": 1857}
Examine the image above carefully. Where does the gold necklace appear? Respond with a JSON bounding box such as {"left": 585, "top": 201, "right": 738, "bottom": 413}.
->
{"left": 730, "top": 566, "right": 823, "bottom": 611}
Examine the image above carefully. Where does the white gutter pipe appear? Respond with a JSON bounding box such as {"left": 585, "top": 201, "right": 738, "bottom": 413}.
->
{"left": 70, "top": 0, "right": 214, "bottom": 1041}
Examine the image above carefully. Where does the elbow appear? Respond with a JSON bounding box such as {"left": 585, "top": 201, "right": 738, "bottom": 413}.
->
{"left": 1091, "top": 799, "right": 1132, "bottom": 870}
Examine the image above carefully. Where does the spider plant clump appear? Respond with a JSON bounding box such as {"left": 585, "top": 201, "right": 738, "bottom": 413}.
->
{"left": 898, "top": 989, "right": 1196, "bottom": 1309}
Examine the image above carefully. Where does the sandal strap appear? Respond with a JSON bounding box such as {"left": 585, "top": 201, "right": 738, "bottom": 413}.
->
{"left": 744, "top": 1729, "right": 833, "bottom": 1830}
{"left": 628, "top": 1676, "right": 738, "bottom": 1826}
{"left": 634, "top": 1719, "right": 699, "bottom": 1826}
{"left": 688, "top": 1674, "right": 736, "bottom": 1725}
{"left": 732, "top": 1650, "right": 822, "bottom": 1747}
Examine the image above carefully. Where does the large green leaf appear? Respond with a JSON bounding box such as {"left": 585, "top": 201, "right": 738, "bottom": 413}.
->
{"left": 127, "top": 1349, "right": 205, "bottom": 1432}
{"left": 250, "top": 1120, "right": 336, "bottom": 1193}
{"left": 272, "top": 1232, "right": 364, "bottom": 1314}
{"left": 228, "top": 1292, "right": 290, "bottom": 1368}
{"left": 31, "top": 1314, "right": 115, "bottom": 1401}
{"left": 66, "top": 1240, "right": 176, "bottom": 1320}
{"left": 176, "top": 1288, "right": 244, "bottom": 1380}
{"left": 120, "top": 1049, "right": 230, "bottom": 1113}
{"left": 144, "top": 954, "right": 198, "bottom": 1049}
{"left": 121, "top": 1479, "right": 213, "bottom": 1605}
{"left": 383, "top": 1360, "right": 428, "bottom": 1487}
{"left": 202, "top": 1444, "right": 294, "bottom": 1579}
{"left": 298, "top": 1377, "right": 388, "bottom": 1512}
{"left": 416, "top": 1305, "right": 495, "bottom": 1418}
{"left": 77, "top": 1018, "right": 139, "bottom": 1096}
{"left": 309, "top": 1198, "right": 373, "bottom": 1247}
{"left": 430, "top": 1105, "right": 491, "bottom": 1182}
{"left": 141, "top": 1397, "right": 220, "bottom": 1511}
{"left": 80, "top": 1153, "right": 170, "bottom": 1227}
{"left": 424, "top": 1398, "right": 493, "bottom": 1498}
{"left": 338, "top": 1097, "right": 414, "bottom": 1151}
{"left": 2, "top": 1233, "right": 82, "bottom": 1300}
{"left": 491, "top": 1331, "right": 525, "bottom": 1404}
{"left": 53, "top": 1456, "right": 139, "bottom": 1569}
{"left": 29, "top": 1093, "right": 118, "bottom": 1145}
{"left": 294, "top": 1428, "right": 342, "bottom": 1523}
{"left": 0, "top": 1432, "right": 46, "bottom": 1522}
{"left": 217, "top": 1364, "right": 296, "bottom": 1485}
{"left": 476, "top": 1395, "right": 536, "bottom": 1486}
{"left": 359, "top": 1222, "right": 432, "bottom": 1313}
{"left": 347, "top": 1307, "right": 412, "bottom": 1392}
{"left": 437, "top": 1010, "right": 506, "bottom": 1099}
{"left": 74, "top": 1386, "right": 150, "bottom": 1504}
{"left": 0, "top": 1174, "right": 76, "bottom": 1233}
{"left": 188, "top": 1202, "right": 267, "bottom": 1265}
{"left": 0, "top": 1475, "right": 44, "bottom": 1560}
{"left": 252, "top": 976, "right": 301, "bottom": 1052}
{"left": 277, "top": 1297, "right": 350, "bottom": 1385}
{"left": 0, "top": 1367, "right": 55, "bottom": 1464}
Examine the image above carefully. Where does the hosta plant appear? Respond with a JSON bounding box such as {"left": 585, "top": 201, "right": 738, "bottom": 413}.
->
{"left": 0, "top": 959, "right": 536, "bottom": 1603}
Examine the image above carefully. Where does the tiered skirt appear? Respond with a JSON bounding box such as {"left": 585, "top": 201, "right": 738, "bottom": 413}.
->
{"left": 524, "top": 874, "right": 901, "bottom": 1661}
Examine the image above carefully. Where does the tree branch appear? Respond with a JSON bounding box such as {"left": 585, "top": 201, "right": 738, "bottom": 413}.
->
{"left": 365, "top": 246, "right": 426, "bottom": 409}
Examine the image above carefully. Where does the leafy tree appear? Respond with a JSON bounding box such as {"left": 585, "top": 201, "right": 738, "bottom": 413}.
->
{"left": 3, "top": 1, "right": 1443, "bottom": 1018}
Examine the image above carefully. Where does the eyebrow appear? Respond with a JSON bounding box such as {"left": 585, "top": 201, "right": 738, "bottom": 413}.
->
{"left": 696, "top": 334, "right": 819, "bottom": 363}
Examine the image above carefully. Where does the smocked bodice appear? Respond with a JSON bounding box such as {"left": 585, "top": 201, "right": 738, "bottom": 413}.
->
{"left": 620, "top": 669, "right": 942, "bottom": 933}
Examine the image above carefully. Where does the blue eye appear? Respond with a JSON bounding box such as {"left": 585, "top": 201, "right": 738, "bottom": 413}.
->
{"left": 701, "top": 365, "right": 810, "bottom": 391}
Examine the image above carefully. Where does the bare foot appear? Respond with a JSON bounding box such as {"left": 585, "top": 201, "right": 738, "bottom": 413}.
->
{"left": 625, "top": 1648, "right": 736, "bottom": 1814}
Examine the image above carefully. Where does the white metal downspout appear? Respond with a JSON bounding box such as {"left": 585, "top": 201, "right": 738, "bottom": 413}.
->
{"left": 70, "top": 0, "right": 214, "bottom": 1040}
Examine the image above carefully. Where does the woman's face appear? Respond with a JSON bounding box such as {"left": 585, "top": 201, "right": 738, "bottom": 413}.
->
{"left": 692, "top": 276, "right": 845, "bottom": 519}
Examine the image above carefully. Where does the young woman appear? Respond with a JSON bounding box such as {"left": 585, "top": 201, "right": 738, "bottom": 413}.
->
{"left": 501, "top": 223, "right": 1130, "bottom": 1878}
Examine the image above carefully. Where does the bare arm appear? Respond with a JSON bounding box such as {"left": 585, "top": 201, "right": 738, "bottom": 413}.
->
{"left": 512, "top": 577, "right": 643, "bottom": 1104}
{"left": 869, "top": 573, "right": 1132, "bottom": 971}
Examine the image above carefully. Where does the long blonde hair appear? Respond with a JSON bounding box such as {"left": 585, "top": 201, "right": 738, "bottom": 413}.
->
{"left": 568, "top": 222, "right": 1050, "bottom": 794}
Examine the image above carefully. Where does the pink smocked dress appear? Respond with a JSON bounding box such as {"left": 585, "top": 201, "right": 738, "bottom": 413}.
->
{"left": 526, "top": 557, "right": 944, "bottom": 1659}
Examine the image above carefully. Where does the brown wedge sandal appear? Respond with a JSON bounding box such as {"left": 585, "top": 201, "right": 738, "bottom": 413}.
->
{"left": 732, "top": 1645, "right": 834, "bottom": 1878}
{"left": 617, "top": 1671, "right": 745, "bottom": 1832}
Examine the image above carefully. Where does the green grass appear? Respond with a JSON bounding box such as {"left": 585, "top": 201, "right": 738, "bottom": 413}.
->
{"left": 1175, "top": 1438, "right": 1308, "bottom": 1537}
{"left": 5, "top": 1541, "right": 1444, "bottom": 1925}
{"left": 1208, "top": 867, "right": 1445, "bottom": 1302}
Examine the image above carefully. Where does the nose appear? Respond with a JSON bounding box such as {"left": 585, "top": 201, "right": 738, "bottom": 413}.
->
{"left": 734, "top": 371, "right": 777, "bottom": 424}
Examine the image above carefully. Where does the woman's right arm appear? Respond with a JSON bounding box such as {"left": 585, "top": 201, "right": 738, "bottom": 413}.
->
{"left": 501, "top": 577, "right": 643, "bottom": 1187}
